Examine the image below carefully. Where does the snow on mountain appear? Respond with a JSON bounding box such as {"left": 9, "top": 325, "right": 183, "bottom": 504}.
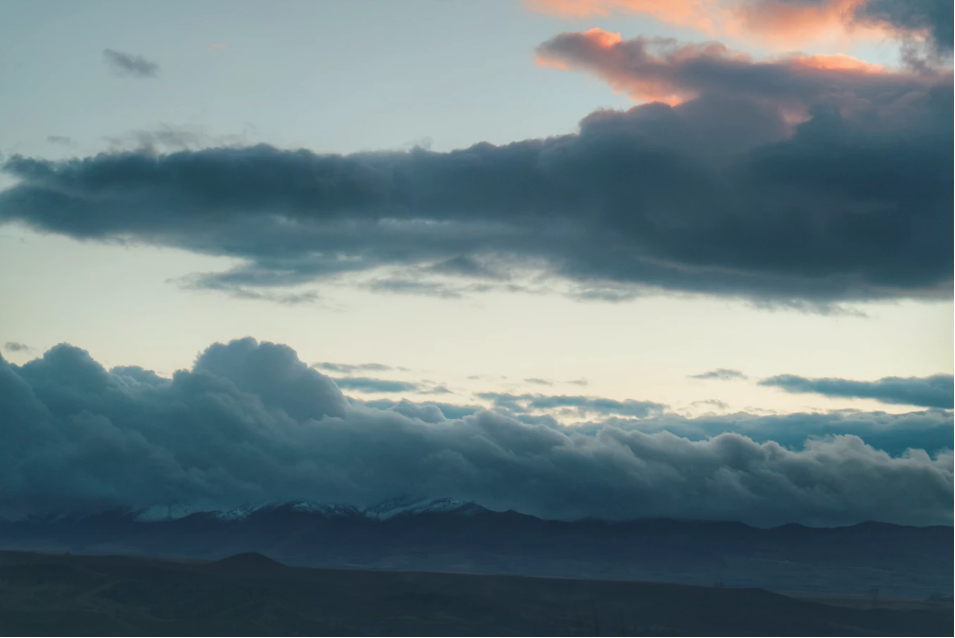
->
{"left": 135, "top": 504, "right": 210, "bottom": 522}
{"left": 288, "top": 502, "right": 363, "bottom": 518}
{"left": 214, "top": 503, "right": 273, "bottom": 521}
{"left": 92, "top": 498, "right": 482, "bottom": 523}
{"left": 363, "top": 496, "right": 478, "bottom": 520}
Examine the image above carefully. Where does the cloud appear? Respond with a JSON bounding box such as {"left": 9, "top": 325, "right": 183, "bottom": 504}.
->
{"left": 366, "top": 279, "right": 464, "bottom": 299}
{"left": 575, "top": 407, "right": 954, "bottom": 457}
{"left": 102, "top": 49, "right": 160, "bottom": 78}
{"left": 421, "top": 385, "right": 453, "bottom": 395}
{"left": 103, "top": 124, "right": 256, "bottom": 153}
{"left": 360, "top": 398, "right": 483, "bottom": 421}
{"left": 759, "top": 373, "right": 954, "bottom": 408}
{"left": 478, "top": 391, "right": 667, "bottom": 418}
{"left": 45, "top": 136, "right": 74, "bottom": 147}
{"left": 332, "top": 376, "right": 421, "bottom": 393}
{"left": 1, "top": 42, "right": 951, "bottom": 308}
{"left": 535, "top": 29, "right": 926, "bottom": 107}
{"left": 690, "top": 368, "right": 748, "bottom": 381}
{"left": 176, "top": 276, "right": 321, "bottom": 305}
{"left": 526, "top": 0, "right": 721, "bottom": 33}
{"left": 0, "top": 338, "right": 950, "bottom": 526}
{"left": 848, "top": 0, "right": 953, "bottom": 55}
{"left": 726, "top": 0, "right": 891, "bottom": 49}
{"left": 525, "top": 378, "right": 554, "bottom": 386}
{"left": 690, "top": 399, "right": 731, "bottom": 410}
{"left": 429, "top": 255, "right": 507, "bottom": 280}
{"left": 313, "top": 362, "right": 394, "bottom": 374}
{"left": 3, "top": 342, "right": 32, "bottom": 354}
{"left": 527, "top": 0, "right": 952, "bottom": 54}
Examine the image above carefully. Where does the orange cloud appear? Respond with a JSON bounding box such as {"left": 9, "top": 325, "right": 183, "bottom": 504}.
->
{"left": 526, "top": 0, "right": 721, "bottom": 34}
{"left": 536, "top": 29, "right": 723, "bottom": 105}
{"left": 583, "top": 26, "right": 623, "bottom": 47}
{"left": 793, "top": 53, "right": 885, "bottom": 73}
{"left": 535, "top": 28, "right": 932, "bottom": 112}
{"left": 527, "top": 0, "right": 888, "bottom": 50}
{"left": 725, "top": 0, "right": 886, "bottom": 49}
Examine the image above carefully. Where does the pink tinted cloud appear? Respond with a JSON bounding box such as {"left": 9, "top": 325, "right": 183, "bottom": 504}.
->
{"left": 527, "top": 0, "right": 888, "bottom": 50}
{"left": 526, "top": 0, "right": 722, "bottom": 34}
{"left": 535, "top": 28, "right": 935, "bottom": 113}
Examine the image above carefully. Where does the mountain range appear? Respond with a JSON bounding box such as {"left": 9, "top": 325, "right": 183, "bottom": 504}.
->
{"left": 1, "top": 498, "right": 951, "bottom": 599}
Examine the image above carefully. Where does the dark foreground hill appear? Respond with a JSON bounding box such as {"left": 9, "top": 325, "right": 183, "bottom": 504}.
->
{"left": 0, "top": 550, "right": 950, "bottom": 636}
{"left": 1, "top": 500, "right": 951, "bottom": 598}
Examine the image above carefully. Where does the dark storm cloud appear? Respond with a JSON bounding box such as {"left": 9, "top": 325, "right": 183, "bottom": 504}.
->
{"left": 332, "top": 377, "right": 421, "bottom": 393}
{"left": 102, "top": 49, "right": 160, "bottom": 78}
{"left": 0, "top": 339, "right": 950, "bottom": 526}
{"left": 854, "top": 0, "right": 953, "bottom": 55}
{"left": 429, "top": 255, "right": 506, "bottom": 279}
{"left": 3, "top": 342, "right": 32, "bottom": 354}
{"left": 759, "top": 373, "right": 954, "bottom": 408}
{"left": 690, "top": 369, "right": 748, "bottom": 381}
{"left": 1, "top": 32, "right": 950, "bottom": 307}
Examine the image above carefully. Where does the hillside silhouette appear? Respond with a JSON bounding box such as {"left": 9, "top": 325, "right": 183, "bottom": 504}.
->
{"left": 209, "top": 552, "right": 287, "bottom": 575}
{"left": 0, "top": 550, "right": 950, "bottom": 636}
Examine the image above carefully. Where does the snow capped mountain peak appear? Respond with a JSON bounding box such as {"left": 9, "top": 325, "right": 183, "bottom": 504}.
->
{"left": 104, "top": 497, "right": 485, "bottom": 524}
{"left": 363, "top": 496, "right": 479, "bottom": 520}
{"left": 214, "top": 503, "right": 272, "bottom": 521}
{"left": 135, "top": 504, "right": 208, "bottom": 522}
{"left": 287, "top": 502, "right": 362, "bottom": 518}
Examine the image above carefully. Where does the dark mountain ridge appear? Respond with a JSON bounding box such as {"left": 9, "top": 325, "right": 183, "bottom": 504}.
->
{"left": 1, "top": 499, "right": 951, "bottom": 599}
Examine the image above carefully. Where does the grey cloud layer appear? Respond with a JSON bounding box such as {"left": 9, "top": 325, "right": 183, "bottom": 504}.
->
{"left": 3, "top": 342, "right": 31, "bottom": 353}
{"left": 0, "top": 338, "right": 950, "bottom": 526}
{"left": 690, "top": 369, "right": 748, "bottom": 381}
{"left": 478, "top": 391, "right": 667, "bottom": 419}
{"left": 2, "top": 38, "right": 950, "bottom": 306}
{"left": 102, "top": 49, "right": 160, "bottom": 78}
{"left": 760, "top": 373, "right": 954, "bottom": 408}
{"left": 332, "top": 376, "right": 420, "bottom": 393}
{"left": 572, "top": 408, "right": 954, "bottom": 459}
{"left": 313, "top": 362, "right": 394, "bottom": 374}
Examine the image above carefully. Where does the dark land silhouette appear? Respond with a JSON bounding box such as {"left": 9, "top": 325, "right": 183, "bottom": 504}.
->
{"left": 0, "top": 550, "right": 951, "bottom": 636}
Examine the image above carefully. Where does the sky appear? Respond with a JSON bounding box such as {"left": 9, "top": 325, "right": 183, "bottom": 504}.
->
{"left": 0, "top": 0, "right": 952, "bottom": 525}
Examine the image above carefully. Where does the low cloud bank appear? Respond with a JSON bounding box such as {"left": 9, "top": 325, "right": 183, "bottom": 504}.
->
{"left": 1, "top": 338, "right": 950, "bottom": 527}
